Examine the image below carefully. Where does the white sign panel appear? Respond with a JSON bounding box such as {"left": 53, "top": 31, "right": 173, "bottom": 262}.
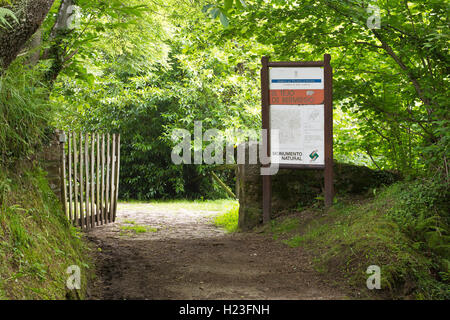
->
{"left": 270, "top": 105, "right": 324, "bottom": 165}
{"left": 270, "top": 67, "right": 324, "bottom": 90}
{"left": 269, "top": 67, "right": 325, "bottom": 165}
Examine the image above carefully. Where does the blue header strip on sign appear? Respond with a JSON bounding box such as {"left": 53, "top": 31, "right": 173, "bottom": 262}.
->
{"left": 271, "top": 79, "right": 322, "bottom": 83}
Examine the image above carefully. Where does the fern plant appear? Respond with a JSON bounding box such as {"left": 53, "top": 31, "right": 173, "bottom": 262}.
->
{"left": 388, "top": 179, "right": 450, "bottom": 261}
{"left": 0, "top": 7, "right": 18, "bottom": 29}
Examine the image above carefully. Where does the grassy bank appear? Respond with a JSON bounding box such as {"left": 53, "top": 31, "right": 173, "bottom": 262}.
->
{"left": 266, "top": 180, "right": 449, "bottom": 299}
{"left": 0, "top": 165, "right": 90, "bottom": 299}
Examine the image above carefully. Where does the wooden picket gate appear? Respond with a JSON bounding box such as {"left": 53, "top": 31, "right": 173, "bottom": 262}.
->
{"left": 60, "top": 132, "right": 121, "bottom": 230}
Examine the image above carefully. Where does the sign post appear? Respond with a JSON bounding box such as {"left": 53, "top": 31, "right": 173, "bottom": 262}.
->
{"left": 261, "top": 55, "right": 334, "bottom": 224}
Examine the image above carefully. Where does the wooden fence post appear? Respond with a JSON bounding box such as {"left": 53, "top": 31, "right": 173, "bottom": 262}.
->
{"left": 324, "top": 53, "right": 334, "bottom": 207}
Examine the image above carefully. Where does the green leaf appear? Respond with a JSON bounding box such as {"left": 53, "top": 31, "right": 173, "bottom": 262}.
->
{"left": 0, "top": 7, "right": 18, "bottom": 29}
{"left": 219, "top": 12, "right": 229, "bottom": 27}
{"left": 210, "top": 8, "right": 220, "bottom": 19}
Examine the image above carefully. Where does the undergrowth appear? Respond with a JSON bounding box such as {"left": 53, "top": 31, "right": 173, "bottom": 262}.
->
{"left": 269, "top": 179, "right": 449, "bottom": 299}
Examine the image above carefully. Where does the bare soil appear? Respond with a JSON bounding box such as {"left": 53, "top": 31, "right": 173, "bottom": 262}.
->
{"left": 86, "top": 204, "right": 348, "bottom": 300}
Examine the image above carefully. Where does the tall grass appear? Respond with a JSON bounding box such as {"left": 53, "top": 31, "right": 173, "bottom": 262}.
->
{"left": 0, "top": 61, "right": 52, "bottom": 165}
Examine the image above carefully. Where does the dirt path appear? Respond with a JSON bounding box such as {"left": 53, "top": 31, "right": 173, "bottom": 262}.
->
{"left": 86, "top": 203, "right": 348, "bottom": 300}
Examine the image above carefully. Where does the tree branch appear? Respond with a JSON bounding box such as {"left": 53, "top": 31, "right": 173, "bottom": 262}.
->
{"left": 371, "top": 30, "right": 437, "bottom": 112}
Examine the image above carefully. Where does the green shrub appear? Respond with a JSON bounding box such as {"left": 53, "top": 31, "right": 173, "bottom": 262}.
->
{"left": 0, "top": 61, "right": 52, "bottom": 166}
{"left": 387, "top": 179, "right": 449, "bottom": 260}
{"left": 269, "top": 181, "right": 450, "bottom": 299}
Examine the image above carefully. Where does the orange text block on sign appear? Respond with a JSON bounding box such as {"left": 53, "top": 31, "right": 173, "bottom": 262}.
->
{"left": 270, "top": 89, "right": 324, "bottom": 105}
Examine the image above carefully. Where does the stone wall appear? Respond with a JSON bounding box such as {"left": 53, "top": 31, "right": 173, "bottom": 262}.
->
{"left": 237, "top": 162, "right": 400, "bottom": 230}
{"left": 38, "top": 130, "right": 63, "bottom": 201}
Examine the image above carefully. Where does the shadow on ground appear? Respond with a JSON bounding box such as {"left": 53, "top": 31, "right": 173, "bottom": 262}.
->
{"left": 86, "top": 203, "right": 347, "bottom": 300}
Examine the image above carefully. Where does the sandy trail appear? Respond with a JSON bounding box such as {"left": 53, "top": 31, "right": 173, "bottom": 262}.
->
{"left": 86, "top": 203, "right": 347, "bottom": 300}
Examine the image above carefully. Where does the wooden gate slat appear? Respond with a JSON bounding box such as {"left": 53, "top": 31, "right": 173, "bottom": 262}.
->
{"left": 73, "top": 133, "right": 79, "bottom": 226}
{"left": 110, "top": 134, "right": 116, "bottom": 222}
{"left": 96, "top": 133, "right": 101, "bottom": 226}
{"left": 79, "top": 133, "right": 84, "bottom": 229}
{"left": 113, "top": 134, "right": 120, "bottom": 221}
{"left": 101, "top": 134, "right": 106, "bottom": 225}
{"left": 101, "top": 133, "right": 107, "bottom": 224}
{"left": 90, "top": 133, "right": 95, "bottom": 228}
{"left": 68, "top": 132, "right": 73, "bottom": 223}
{"left": 105, "top": 133, "right": 110, "bottom": 223}
{"left": 62, "top": 131, "right": 119, "bottom": 229}
{"left": 60, "top": 133, "right": 67, "bottom": 217}
{"left": 85, "top": 133, "right": 90, "bottom": 230}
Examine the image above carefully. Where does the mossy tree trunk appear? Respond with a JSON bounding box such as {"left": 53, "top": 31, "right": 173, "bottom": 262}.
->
{"left": 0, "top": 0, "right": 55, "bottom": 70}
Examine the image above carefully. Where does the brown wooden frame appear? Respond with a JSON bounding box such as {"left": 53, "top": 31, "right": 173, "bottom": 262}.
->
{"left": 261, "top": 55, "right": 334, "bottom": 224}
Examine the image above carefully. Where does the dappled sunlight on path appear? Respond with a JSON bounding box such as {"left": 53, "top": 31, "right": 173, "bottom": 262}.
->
{"left": 86, "top": 202, "right": 348, "bottom": 300}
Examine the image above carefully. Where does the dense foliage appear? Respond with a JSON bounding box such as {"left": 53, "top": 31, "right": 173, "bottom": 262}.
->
{"left": 47, "top": 0, "right": 448, "bottom": 196}
{"left": 50, "top": 0, "right": 268, "bottom": 199}
{"left": 215, "top": 0, "right": 449, "bottom": 176}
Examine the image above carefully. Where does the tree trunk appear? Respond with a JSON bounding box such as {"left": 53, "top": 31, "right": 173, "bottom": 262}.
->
{"left": 0, "top": 0, "right": 55, "bottom": 70}
{"left": 23, "top": 28, "right": 42, "bottom": 66}
{"left": 42, "top": 0, "right": 75, "bottom": 84}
